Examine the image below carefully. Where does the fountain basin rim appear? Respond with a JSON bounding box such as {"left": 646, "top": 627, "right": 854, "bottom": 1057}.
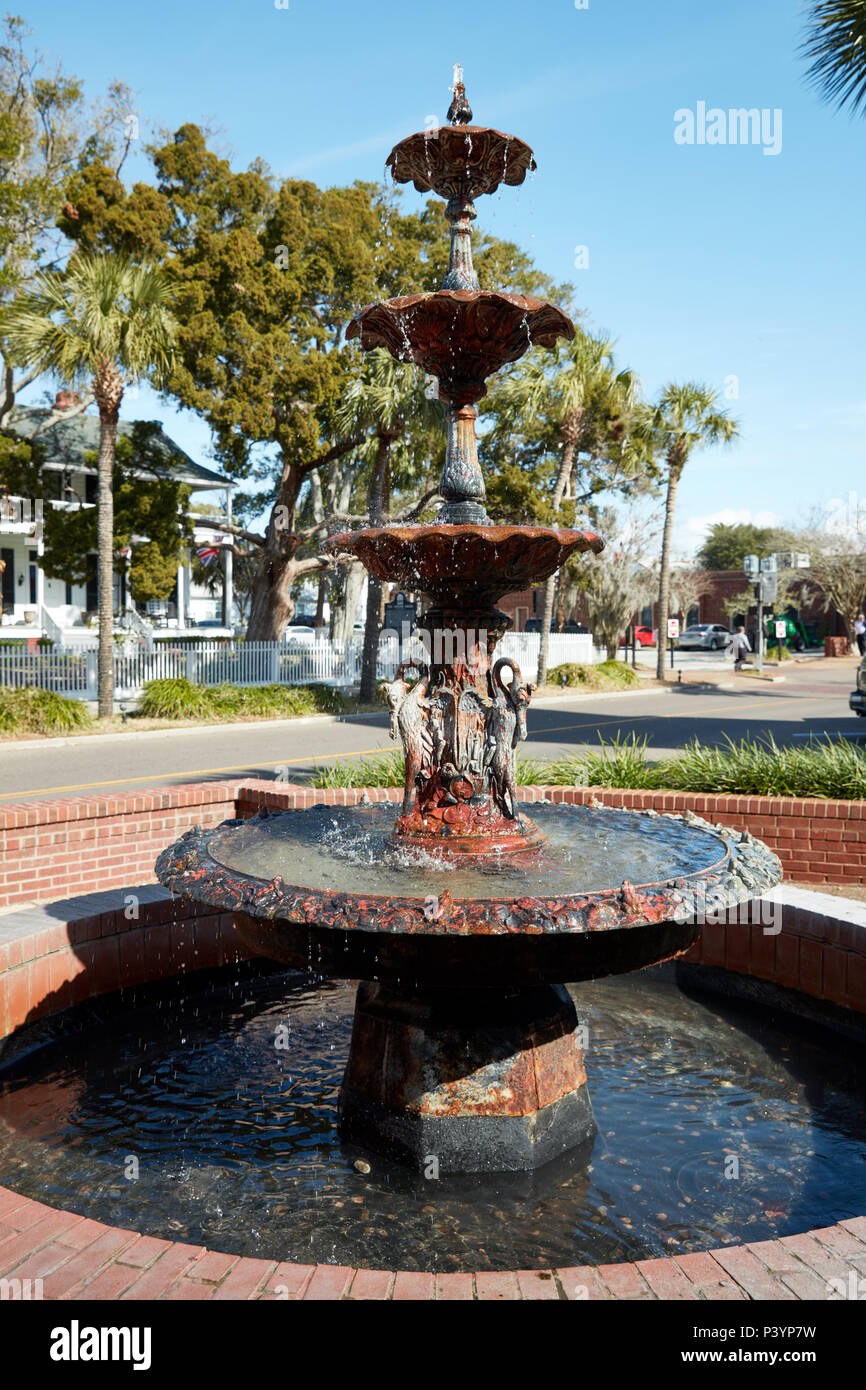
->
{"left": 154, "top": 807, "right": 782, "bottom": 939}
{"left": 346, "top": 289, "right": 575, "bottom": 344}
{"left": 327, "top": 522, "right": 605, "bottom": 549}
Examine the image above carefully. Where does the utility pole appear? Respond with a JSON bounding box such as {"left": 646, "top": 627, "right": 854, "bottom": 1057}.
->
{"left": 755, "top": 586, "right": 764, "bottom": 673}
{"left": 756, "top": 555, "right": 777, "bottom": 674}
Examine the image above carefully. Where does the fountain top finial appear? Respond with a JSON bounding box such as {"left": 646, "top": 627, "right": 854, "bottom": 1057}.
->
{"left": 447, "top": 63, "right": 473, "bottom": 125}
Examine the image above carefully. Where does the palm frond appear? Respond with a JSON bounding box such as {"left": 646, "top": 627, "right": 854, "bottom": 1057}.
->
{"left": 801, "top": 0, "right": 866, "bottom": 116}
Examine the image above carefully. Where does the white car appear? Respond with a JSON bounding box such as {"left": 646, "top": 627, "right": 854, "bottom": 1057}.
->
{"left": 283, "top": 624, "right": 317, "bottom": 647}
{"left": 677, "top": 623, "right": 731, "bottom": 651}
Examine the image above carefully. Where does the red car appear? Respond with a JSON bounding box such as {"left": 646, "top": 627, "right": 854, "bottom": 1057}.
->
{"left": 620, "top": 625, "right": 656, "bottom": 647}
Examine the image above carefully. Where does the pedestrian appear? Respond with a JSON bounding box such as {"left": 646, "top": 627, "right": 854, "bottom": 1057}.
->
{"left": 855, "top": 614, "right": 866, "bottom": 656}
{"left": 727, "top": 624, "right": 752, "bottom": 672}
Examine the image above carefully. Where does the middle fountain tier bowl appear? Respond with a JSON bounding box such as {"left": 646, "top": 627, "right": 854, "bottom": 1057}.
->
{"left": 156, "top": 802, "right": 782, "bottom": 1174}
{"left": 328, "top": 521, "right": 604, "bottom": 609}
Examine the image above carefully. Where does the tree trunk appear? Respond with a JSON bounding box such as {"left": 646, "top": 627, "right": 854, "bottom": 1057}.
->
{"left": 96, "top": 405, "right": 119, "bottom": 718}
{"left": 359, "top": 435, "right": 392, "bottom": 704}
{"left": 536, "top": 439, "right": 576, "bottom": 687}
{"left": 331, "top": 560, "right": 365, "bottom": 646}
{"left": 245, "top": 466, "right": 306, "bottom": 641}
{"left": 655, "top": 460, "right": 682, "bottom": 681}
{"left": 246, "top": 553, "right": 299, "bottom": 640}
{"left": 314, "top": 574, "right": 327, "bottom": 629}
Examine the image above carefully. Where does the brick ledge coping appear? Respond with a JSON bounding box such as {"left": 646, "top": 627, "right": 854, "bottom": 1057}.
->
{"left": 1, "top": 786, "right": 865, "bottom": 1299}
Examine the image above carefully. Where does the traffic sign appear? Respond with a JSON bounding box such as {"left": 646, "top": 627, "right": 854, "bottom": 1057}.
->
{"left": 667, "top": 618, "right": 680, "bottom": 639}
{"left": 775, "top": 620, "right": 787, "bottom": 639}
{"left": 756, "top": 575, "right": 778, "bottom": 604}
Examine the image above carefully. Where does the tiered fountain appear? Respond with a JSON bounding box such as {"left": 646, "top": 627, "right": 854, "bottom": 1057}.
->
{"left": 156, "top": 77, "right": 781, "bottom": 1174}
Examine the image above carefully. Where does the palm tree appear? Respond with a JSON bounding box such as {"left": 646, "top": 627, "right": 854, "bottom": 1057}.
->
{"left": 650, "top": 384, "right": 739, "bottom": 681}
{"left": 2, "top": 254, "right": 176, "bottom": 717}
{"left": 334, "top": 349, "right": 442, "bottom": 703}
{"left": 491, "top": 328, "right": 644, "bottom": 686}
{"left": 801, "top": 1, "right": 866, "bottom": 116}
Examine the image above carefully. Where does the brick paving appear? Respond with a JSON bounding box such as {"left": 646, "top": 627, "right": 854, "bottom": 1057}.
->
{"left": 2, "top": 1188, "right": 864, "bottom": 1299}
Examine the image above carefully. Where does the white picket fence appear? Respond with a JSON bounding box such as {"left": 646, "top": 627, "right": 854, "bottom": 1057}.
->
{"left": 0, "top": 631, "right": 597, "bottom": 701}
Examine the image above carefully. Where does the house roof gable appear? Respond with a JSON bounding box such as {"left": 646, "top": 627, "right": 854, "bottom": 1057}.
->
{"left": 7, "top": 408, "right": 234, "bottom": 491}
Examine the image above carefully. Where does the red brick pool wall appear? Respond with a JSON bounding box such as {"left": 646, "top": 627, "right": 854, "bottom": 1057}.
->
{"left": 0, "top": 781, "right": 862, "bottom": 910}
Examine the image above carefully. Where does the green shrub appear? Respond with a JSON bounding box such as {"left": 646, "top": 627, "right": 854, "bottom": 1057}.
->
{"left": 138, "top": 678, "right": 346, "bottom": 721}
{"left": 0, "top": 686, "right": 91, "bottom": 736}
{"left": 309, "top": 752, "right": 547, "bottom": 790}
{"left": 549, "top": 733, "right": 664, "bottom": 789}
{"left": 138, "top": 678, "right": 209, "bottom": 719}
{"left": 548, "top": 661, "right": 640, "bottom": 691}
{"left": 548, "top": 733, "right": 866, "bottom": 800}
{"left": 311, "top": 752, "right": 405, "bottom": 788}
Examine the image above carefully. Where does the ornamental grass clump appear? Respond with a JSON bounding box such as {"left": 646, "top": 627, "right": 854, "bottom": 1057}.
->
{"left": 548, "top": 661, "right": 640, "bottom": 691}
{"left": 0, "top": 687, "right": 91, "bottom": 736}
{"left": 139, "top": 679, "right": 346, "bottom": 721}
{"left": 551, "top": 733, "right": 866, "bottom": 800}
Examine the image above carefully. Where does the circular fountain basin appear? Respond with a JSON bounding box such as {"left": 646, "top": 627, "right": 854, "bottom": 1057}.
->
{"left": 156, "top": 803, "right": 781, "bottom": 1171}
{"left": 156, "top": 803, "right": 781, "bottom": 990}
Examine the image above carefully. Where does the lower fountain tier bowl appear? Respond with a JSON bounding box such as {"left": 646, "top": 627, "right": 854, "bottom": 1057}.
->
{"left": 326, "top": 523, "right": 604, "bottom": 608}
{"left": 156, "top": 803, "right": 782, "bottom": 990}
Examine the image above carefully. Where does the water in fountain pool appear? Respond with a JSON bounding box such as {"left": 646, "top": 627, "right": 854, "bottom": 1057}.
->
{"left": 206, "top": 802, "right": 729, "bottom": 898}
{"left": 0, "top": 961, "right": 863, "bottom": 1272}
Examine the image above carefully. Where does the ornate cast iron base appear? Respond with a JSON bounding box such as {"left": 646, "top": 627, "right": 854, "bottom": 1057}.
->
{"left": 390, "top": 809, "right": 545, "bottom": 857}
{"left": 338, "top": 982, "right": 595, "bottom": 1173}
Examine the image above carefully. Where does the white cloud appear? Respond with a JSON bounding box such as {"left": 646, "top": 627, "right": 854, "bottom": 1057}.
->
{"left": 673, "top": 508, "right": 782, "bottom": 557}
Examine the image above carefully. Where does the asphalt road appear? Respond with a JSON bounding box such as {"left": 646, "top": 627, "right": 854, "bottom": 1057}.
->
{"left": 0, "top": 659, "right": 861, "bottom": 803}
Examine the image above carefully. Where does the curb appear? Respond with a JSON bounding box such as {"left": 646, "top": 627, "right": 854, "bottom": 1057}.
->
{"left": 0, "top": 685, "right": 678, "bottom": 753}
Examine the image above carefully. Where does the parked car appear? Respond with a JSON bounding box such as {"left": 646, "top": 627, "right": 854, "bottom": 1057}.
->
{"left": 283, "top": 618, "right": 318, "bottom": 647}
{"left": 849, "top": 653, "right": 866, "bottom": 717}
{"left": 620, "top": 625, "right": 656, "bottom": 647}
{"left": 677, "top": 623, "right": 731, "bottom": 651}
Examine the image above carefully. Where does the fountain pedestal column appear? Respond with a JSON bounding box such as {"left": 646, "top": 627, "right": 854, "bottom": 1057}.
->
{"left": 338, "top": 982, "right": 595, "bottom": 1173}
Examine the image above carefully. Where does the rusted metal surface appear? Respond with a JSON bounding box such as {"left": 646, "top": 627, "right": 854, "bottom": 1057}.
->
{"left": 386, "top": 125, "right": 535, "bottom": 202}
{"left": 327, "top": 524, "right": 603, "bottom": 606}
{"left": 342, "top": 984, "right": 586, "bottom": 1118}
{"left": 337, "top": 982, "right": 596, "bottom": 1171}
{"left": 156, "top": 808, "right": 781, "bottom": 940}
{"left": 346, "top": 290, "right": 573, "bottom": 409}
{"left": 382, "top": 653, "right": 542, "bottom": 854}
{"left": 230, "top": 906, "right": 704, "bottom": 991}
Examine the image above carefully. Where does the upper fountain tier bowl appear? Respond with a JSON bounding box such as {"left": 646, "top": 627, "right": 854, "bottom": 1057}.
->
{"left": 387, "top": 124, "right": 536, "bottom": 202}
{"left": 346, "top": 291, "right": 574, "bottom": 405}
{"left": 328, "top": 523, "right": 603, "bottom": 609}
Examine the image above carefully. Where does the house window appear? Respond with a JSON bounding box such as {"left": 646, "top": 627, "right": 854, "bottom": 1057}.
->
{"left": 85, "top": 474, "right": 97, "bottom": 504}
{"left": 66, "top": 581, "right": 74, "bottom": 605}
{"left": 686, "top": 605, "right": 700, "bottom": 626}
{"left": 641, "top": 605, "right": 653, "bottom": 626}
{"left": 28, "top": 551, "right": 37, "bottom": 605}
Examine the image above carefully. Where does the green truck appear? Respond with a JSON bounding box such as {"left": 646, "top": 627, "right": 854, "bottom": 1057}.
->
{"left": 762, "top": 613, "right": 816, "bottom": 652}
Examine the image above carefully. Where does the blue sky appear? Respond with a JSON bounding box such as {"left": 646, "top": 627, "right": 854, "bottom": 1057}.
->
{"left": 18, "top": 0, "right": 866, "bottom": 552}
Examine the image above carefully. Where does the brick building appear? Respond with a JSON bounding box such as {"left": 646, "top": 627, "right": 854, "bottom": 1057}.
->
{"left": 499, "top": 571, "right": 841, "bottom": 641}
